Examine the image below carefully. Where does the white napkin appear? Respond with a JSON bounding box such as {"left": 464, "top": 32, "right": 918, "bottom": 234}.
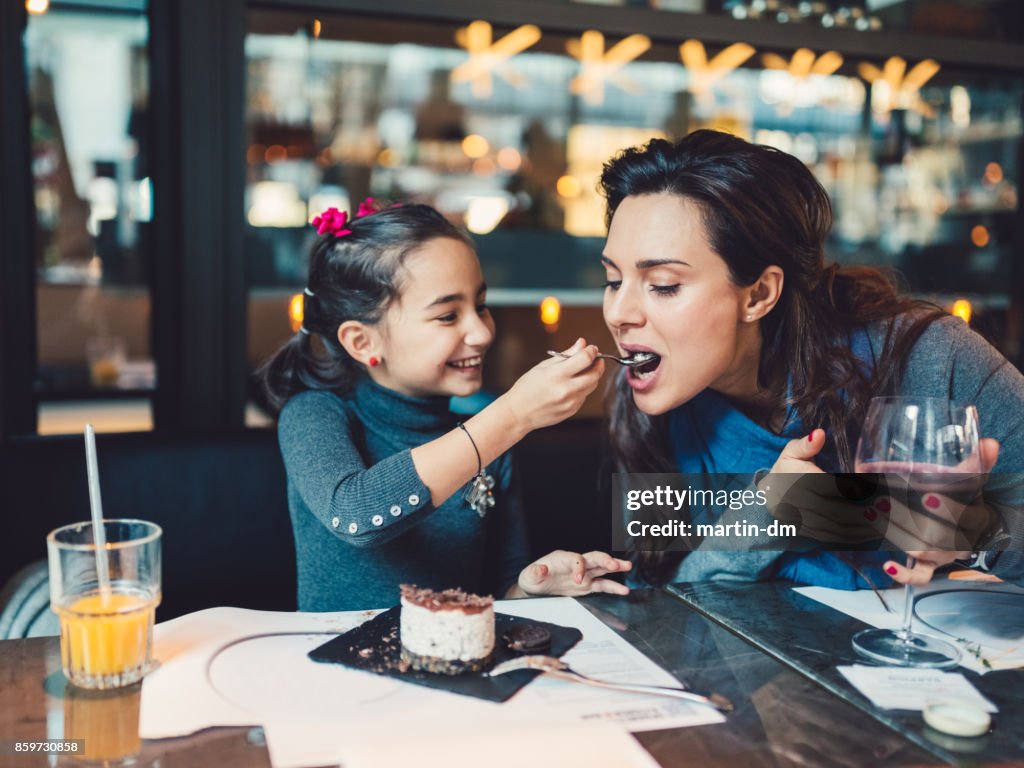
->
{"left": 837, "top": 665, "right": 998, "bottom": 712}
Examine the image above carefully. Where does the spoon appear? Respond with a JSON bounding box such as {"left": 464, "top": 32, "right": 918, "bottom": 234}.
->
{"left": 486, "top": 655, "right": 734, "bottom": 712}
{"left": 546, "top": 350, "right": 657, "bottom": 367}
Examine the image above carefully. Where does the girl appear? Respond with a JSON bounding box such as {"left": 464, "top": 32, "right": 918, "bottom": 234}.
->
{"left": 261, "top": 201, "right": 631, "bottom": 611}
{"left": 598, "top": 130, "right": 1024, "bottom": 589}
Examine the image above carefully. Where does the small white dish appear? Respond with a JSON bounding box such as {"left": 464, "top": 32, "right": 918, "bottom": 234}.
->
{"left": 923, "top": 700, "right": 991, "bottom": 738}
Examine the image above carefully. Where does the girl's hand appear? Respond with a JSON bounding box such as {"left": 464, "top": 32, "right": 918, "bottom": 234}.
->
{"left": 512, "top": 550, "right": 632, "bottom": 597}
{"left": 499, "top": 338, "right": 605, "bottom": 435}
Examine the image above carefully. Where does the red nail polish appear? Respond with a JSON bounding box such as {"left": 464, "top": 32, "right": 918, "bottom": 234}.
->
{"left": 808, "top": 432, "right": 814, "bottom": 442}
{"left": 924, "top": 495, "right": 941, "bottom": 510}
{"left": 876, "top": 497, "right": 891, "bottom": 513}
{"left": 864, "top": 508, "right": 877, "bottom": 521}
{"left": 886, "top": 565, "right": 898, "bottom": 575}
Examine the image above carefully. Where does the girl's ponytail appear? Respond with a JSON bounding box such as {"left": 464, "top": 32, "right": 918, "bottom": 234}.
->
{"left": 259, "top": 330, "right": 344, "bottom": 417}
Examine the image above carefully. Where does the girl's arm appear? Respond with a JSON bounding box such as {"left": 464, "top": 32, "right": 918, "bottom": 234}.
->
{"left": 279, "top": 391, "right": 435, "bottom": 548}
{"left": 410, "top": 338, "right": 603, "bottom": 507}
{"left": 279, "top": 340, "right": 602, "bottom": 549}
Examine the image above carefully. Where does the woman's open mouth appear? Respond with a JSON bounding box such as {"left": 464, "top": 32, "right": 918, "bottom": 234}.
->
{"left": 624, "top": 349, "right": 662, "bottom": 390}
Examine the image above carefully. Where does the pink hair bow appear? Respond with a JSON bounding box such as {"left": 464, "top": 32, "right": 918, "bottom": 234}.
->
{"left": 355, "top": 197, "right": 376, "bottom": 218}
{"left": 311, "top": 208, "right": 352, "bottom": 237}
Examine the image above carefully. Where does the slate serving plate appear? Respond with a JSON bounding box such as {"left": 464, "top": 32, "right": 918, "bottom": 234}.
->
{"left": 308, "top": 606, "right": 582, "bottom": 703}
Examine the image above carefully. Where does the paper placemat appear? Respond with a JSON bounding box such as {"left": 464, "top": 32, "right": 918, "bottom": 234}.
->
{"left": 142, "top": 598, "right": 725, "bottom": 768}
{"left": 795, "top": 579, "right": 1024, "bottom": 674}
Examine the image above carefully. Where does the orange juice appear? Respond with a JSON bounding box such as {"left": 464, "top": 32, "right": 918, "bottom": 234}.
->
{"left": 55, "top": 588, "right": 159, "bottom": 689}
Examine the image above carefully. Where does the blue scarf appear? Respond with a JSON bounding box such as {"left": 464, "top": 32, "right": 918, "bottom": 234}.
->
{"left": 667, "top": 331, "right": 891, "bottom": 590}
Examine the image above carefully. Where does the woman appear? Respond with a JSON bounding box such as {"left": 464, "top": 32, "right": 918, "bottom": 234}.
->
{"left": 599, "top": 130, "right": 1023, "bottom": 589}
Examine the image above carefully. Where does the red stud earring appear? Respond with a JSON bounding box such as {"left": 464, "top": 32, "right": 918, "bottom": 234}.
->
{"left": 369, "top": 356, "right": 380, "bottom": 368}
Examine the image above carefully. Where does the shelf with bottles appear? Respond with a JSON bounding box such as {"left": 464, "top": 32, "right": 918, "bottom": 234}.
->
{"left": 941, "top": 204, "right": 1017, "bottom": 217}
{"left": 945, "top": 123, "right": 1024, "bottom": 147}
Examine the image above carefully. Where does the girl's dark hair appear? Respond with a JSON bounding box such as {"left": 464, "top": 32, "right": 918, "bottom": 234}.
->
{"left": 599, "top": 130, "right": 947, "bottom": 583}
{"left": 258, "top": 203, "right": 472, "bottom": 415}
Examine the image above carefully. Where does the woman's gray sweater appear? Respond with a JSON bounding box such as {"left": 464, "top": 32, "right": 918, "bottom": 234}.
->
{"left": 673, "top": 316, "right": 1024, "bottom": 585}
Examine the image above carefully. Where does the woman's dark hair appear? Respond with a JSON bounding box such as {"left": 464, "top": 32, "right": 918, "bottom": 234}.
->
{"left": 258, "top": 203, "right": 472, "bottom": 415}
{"left": 599, "top": 130, "right": 947, "bottom": 582}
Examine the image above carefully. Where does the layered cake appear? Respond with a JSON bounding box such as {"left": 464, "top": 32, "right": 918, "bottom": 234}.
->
{"left": 399, "top": 585, "right": 495, "bottom": 674}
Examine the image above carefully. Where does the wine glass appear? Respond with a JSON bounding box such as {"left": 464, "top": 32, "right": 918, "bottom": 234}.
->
{"left": 851, "top": 396, "right": 982, "bottom": 669}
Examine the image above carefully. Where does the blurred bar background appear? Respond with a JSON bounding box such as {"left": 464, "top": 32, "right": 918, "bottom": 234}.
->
{"left": 1, "top": 0, "right": 1021, "bottom": 438}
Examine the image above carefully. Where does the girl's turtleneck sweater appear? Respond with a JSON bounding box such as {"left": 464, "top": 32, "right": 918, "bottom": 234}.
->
{"left": 278, "top": 375, "right": 528, "bottom": 611}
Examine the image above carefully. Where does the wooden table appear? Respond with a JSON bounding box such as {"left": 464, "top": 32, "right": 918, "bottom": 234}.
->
{"left": 0, "top": 589, "right": 969, "bottom": 767}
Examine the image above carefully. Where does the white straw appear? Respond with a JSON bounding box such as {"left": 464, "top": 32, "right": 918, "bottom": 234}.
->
{"left": 84, "top": 424, "right": 111, "bottom": 596}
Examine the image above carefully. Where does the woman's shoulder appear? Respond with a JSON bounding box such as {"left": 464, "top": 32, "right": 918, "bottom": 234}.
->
{"left": 905, "top": 315, "right": 1008, "bottom": 379}
{"left": 877, "top": 314, "right": 1024, "bottom": 415}
{"left": 910, "top": 312, "right": 993, "bottom": 350}
{"left": 865, "top": 313, "right": 1006, "bottom": 376}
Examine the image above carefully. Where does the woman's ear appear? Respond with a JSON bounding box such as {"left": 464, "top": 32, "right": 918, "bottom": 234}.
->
{"left": 337, "top": 321, "right": 379, "bottom": 366}
{"left": 743, "top": 266, "right": 784, "bottom": 322}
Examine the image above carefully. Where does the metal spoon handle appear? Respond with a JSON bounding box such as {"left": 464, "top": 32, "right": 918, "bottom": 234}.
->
{"left": 548, "top": 668, "right": 734, "bottom": 712}
{"left": 546, "top": 350, "right": 634, "bottom": 365}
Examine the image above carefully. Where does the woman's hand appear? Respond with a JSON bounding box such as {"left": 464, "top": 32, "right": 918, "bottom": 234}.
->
{"left": 760, "top": 430, "right": 885, "bottom": 544}
{"left": 510, "top": 550, "right": 632, "bottom": 597}
{"left": 763, "top": 432, "right": 1001, "bottom": 586}
{"left": 769, "top": 428, "right": 829, "bottom": 475}
{"left": 498, "top": 338, "right": 605, "bottom": 435}
{"left": 882, "top": 551, "right": 968, "bottom": 586}
{"left": 881, "top": 438, "right": 1001, "bottom": 586}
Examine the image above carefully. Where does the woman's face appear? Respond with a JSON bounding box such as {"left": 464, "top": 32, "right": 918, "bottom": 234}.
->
{"left": 372, "top": 237, "right": 495, "bottom": 398}
{"left": 602, "top": 193, "right": 756, "bottom": 416}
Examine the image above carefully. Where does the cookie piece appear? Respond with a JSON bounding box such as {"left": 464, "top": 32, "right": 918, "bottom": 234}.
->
{"left": 503, "top": 623, "right": 552, "bottom": 653}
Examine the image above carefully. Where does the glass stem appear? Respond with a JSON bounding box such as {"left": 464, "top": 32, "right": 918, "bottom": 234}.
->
{"left": 898, "top": 555, "right": 917, "bottom": 640}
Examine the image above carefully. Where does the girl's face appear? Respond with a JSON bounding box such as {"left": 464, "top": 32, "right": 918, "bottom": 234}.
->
{"left": 372, "top": 237, "right": 495, "bottom": 398}
{"left": 602, "top": 193, "right": 758, "bottom": 416}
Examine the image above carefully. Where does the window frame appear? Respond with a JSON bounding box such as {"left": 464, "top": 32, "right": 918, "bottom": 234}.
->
{"left": 2, "top": 0, "right": 1023, "bottom": 439}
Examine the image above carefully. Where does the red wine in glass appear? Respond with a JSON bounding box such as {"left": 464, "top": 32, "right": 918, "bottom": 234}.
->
{"left": 851, "top": 397, "right": 982, "bottom": 669}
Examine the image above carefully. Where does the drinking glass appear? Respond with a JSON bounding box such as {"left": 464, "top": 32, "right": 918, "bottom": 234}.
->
{"left": 47, "top": 520, "right": 162, "bottom": 689}
{"left": 85, "top": 336, "right": 126, "bottom": 388}
{"left": 851, "top": 396, "right": 981, "bottom": 669}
